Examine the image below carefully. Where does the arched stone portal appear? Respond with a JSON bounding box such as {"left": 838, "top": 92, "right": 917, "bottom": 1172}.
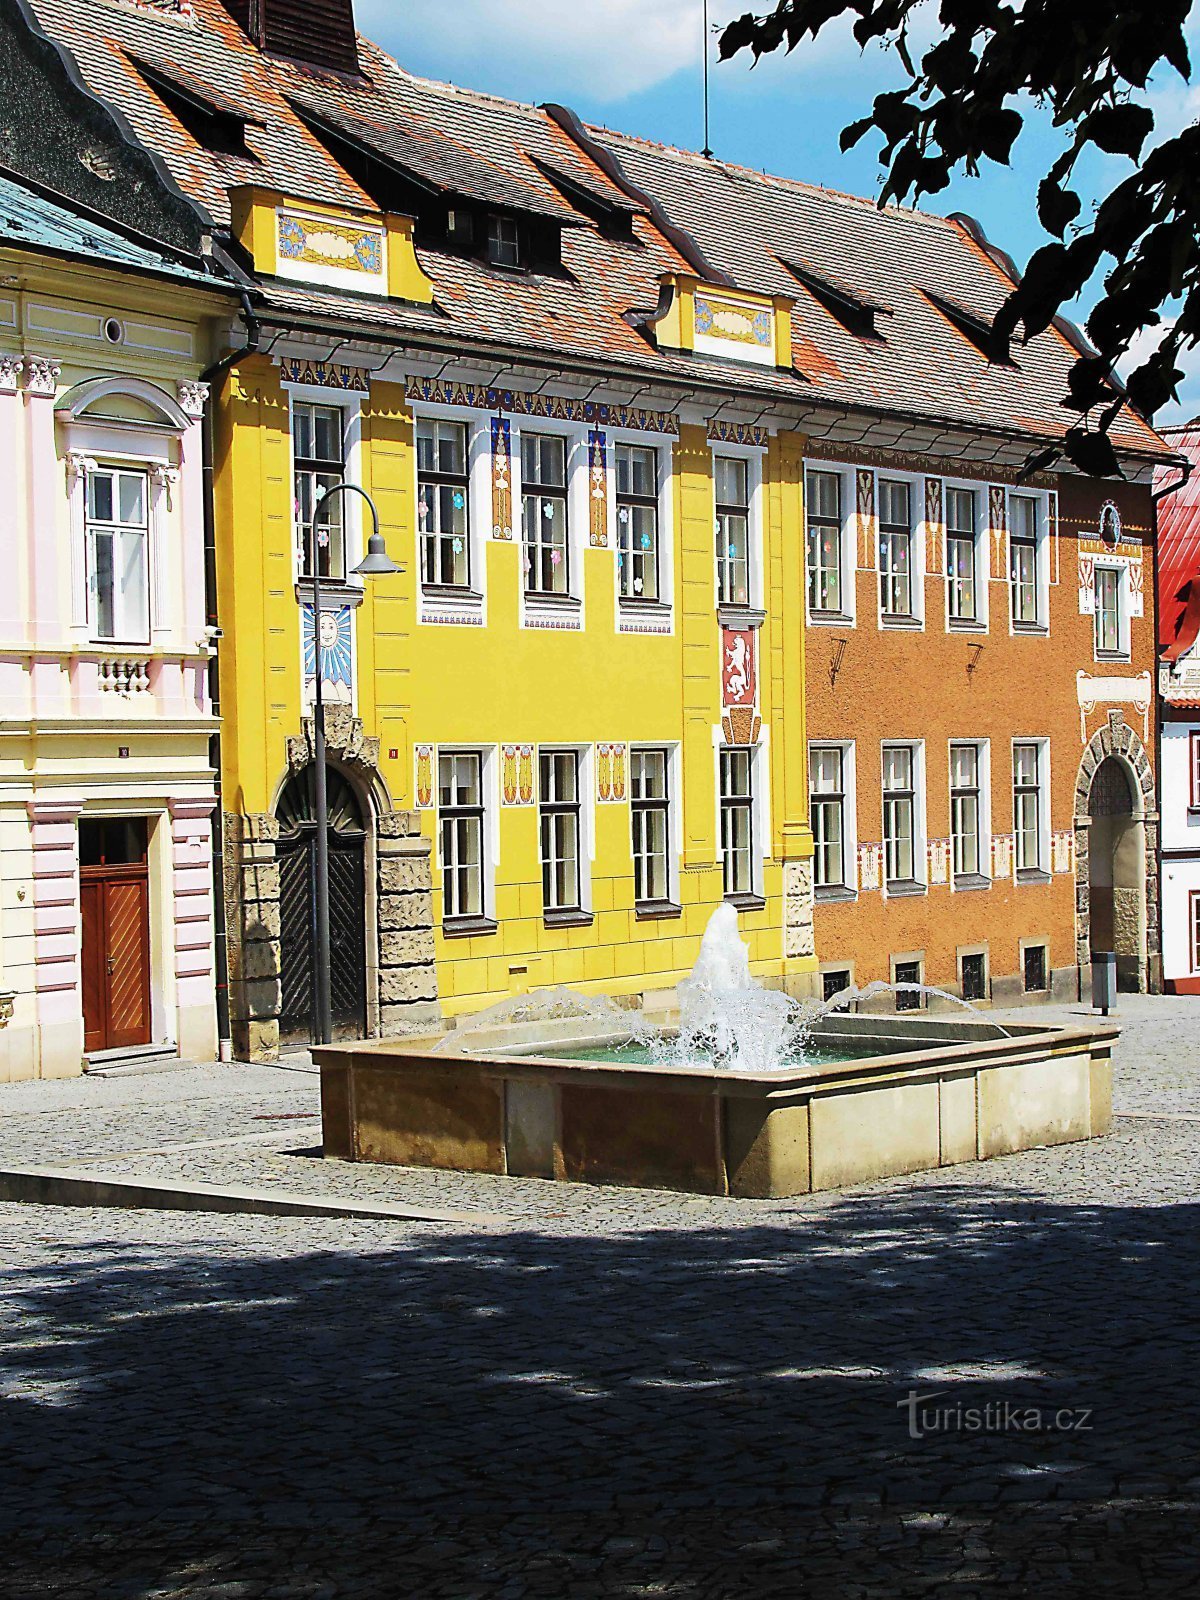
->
{"left": 225, "top": 708, "right": 438, "bottom": 1062}
{"left": 1073, "top": 712, "right": 1158, "bottom": 995}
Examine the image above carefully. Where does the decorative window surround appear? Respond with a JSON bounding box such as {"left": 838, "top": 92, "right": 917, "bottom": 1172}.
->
{"left": 712, "top": 440, "right": 766, "bottom": 617}
{"left": 611, "top": 429, "right": 676, "bottom": 635}
{"left": 412, "top": 402, "right": 489, "bottom": 628}
{"left": 805, "top": 462, "right": 856, "bottom": 626}
{"left": 513, "top": 418, "right": 588, "bottom": 633}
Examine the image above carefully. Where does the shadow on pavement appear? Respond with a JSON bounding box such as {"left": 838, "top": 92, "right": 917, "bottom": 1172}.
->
{"left": 1, "top": 1181, "right": 1198, "bottom": 1597}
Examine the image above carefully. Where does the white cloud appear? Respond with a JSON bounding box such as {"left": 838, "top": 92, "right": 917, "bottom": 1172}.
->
{"left": 358, "top": 0, "right": 715, "bottom": 99}
{"left": 356, "top": 0, "right": 872, "bottom": 103}
{"left": 1120, "top": 319, "right": 1200, "bottom": 428}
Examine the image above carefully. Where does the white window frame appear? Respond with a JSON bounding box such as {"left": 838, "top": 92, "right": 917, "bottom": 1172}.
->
{"left": 512, "top": 417, "right": 588, "bottom": 630}
{"left": 412, "top": 402, "right": 489, "bottom": 625}
{"left": 942, "top": 480, "right": 988, "bottom": 631}
{"left": 713, "top": 733, "right": 770, "bottom": 901}
{"left": 630, "top": 742, "right": 680, "bottom": 909}
{"left": 1006, "top": 487, "right": 1051, "bottom": 635}
{"left": 436, "top": 744, "right": 498, "bottom": 925}
{"left": 283, "top": 385, "right": 365, "bottom": 592}
{"left": 1093, "top": 561, "right": 1131, "bottom": 661}
{"left": 876, "top": 471, "right": 926, "bottom": 629}
{"left": 1012, "top": 736, "right": 1051, "bottom": 879}
{"left": 711, "top": 442, "right": 765, "bottom": 614}
{"left": 948, "top": 737, "right": 992, "bottom": 887}
{"left": 83, "top": 463, "right": 153, "bottom": 646}
{"left": 808, "top": 740, "right": 858, "bottom": 895}
{"left": 536, "top": 743, "right": 594, "bottom": 916}
{"left": 610, "top": 428, "right": 676, "bottom": 630}
{"left": 881, "top": 738, "right": 927, "bottom": 894}
{"left": 804, "top": 460, "right": 856, "bottom": 625}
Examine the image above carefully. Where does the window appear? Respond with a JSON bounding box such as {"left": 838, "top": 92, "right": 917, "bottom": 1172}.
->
{"left": 810, "top": 747, "right": 846, "bottom": 889}
{"left": 1190, "top": 732, "right": 1200, "bottom": 809}
{"left": 522, "top": 432, "right": 569, "bottom": 596}
{"left": 894, "top": 958, "right": 923, "bottom": 1011}
{"left": 1191, "top": 892, "right": 1200, "bottom": 974}
{"left": 1013, "top": 743, "right": 1044, "bottom": 874}
{"left": 631, "top": 748, "right": 672, "bottom": 906}
{"left": 1095, "top": 566, "right": 1123, "bottom": 656}
{"left": 806, "top": 470, "right": 843, "bottom": 615}
{"left": 1009, "top": 495, "right": 1040, "bottom": 627}
{"left": 878, "top": 478, "right": 913, "bottom": 618}
{"left": 417, "top": 419, "right": 470, "bottom": 589}
{"left": 950, "top": 743, "right": 983, "bottom": 880}
{"left": 961, "top": 952, "right": 987, "bottom": 1002}
{"left": 1023, "top": 944, "right": 1048, "bottom": 993}
{"left": 539, "top": 751, "right": 582, "bottom": 913}
{"left": 882, "top": 745, "right": 918, "bottom": 886}
{"left": 292, "top": 403, "right": 345, "bottom": 582}
{"left": 720, "top": 748, "right": 755, "bottom": 897}
{"left": 945, "top": 487, "right": 978, "bottom": 623}
{"left": 616, "top": 443, "right": 660, "bottom": 601}
{"left": 486, "top": 214, "right": 521, "bottom": 268}
{"left": 714, "top": 455, "right": 751, "bottom": 606}
{"left": 439, "top": 751, "right": 485, "bottom": 922}
{"left": 85, "top": 468, "right": 150, "bottom": 642}
{"left": 822, "top": 969, "right": 852, "bottom": 1004}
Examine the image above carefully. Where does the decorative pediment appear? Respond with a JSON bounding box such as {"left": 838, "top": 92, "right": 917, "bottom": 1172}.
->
{"left": 648, "top": 274, "right": 793, "bottom": 370}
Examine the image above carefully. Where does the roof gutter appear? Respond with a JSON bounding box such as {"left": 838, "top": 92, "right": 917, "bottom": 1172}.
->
{"left": 542, "top": 103, "right": 735, "bottom": 288}
{"left": 249, "top": 305, "right": 1175, "bottom": 474}
{"left": 1152, "top": 455, "right": 1194, "bottom": 505}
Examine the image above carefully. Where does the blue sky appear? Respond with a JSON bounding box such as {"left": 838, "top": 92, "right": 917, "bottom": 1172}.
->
{"left": 357, "top": 0, "right": 1199, "bottom": 425}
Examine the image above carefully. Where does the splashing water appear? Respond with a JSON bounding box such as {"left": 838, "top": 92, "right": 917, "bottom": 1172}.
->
{"left": 431, "top": 906, "right": 1011, "bottom": 1072}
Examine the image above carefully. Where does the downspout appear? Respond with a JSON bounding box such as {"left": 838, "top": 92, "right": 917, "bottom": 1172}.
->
{"left": 200, "top": 291, "right": 261, "bottom": 1059}
{"left": 1150, "top": 453, "right": 1194, "bottom": 994}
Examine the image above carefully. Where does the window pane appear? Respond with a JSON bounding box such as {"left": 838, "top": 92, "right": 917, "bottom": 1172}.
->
{"left": 807, "top": 470, "right": 840, "bottom": 521}
{"left": 118, "top": 473, "right": 146, "bottom": 526}
{"left": 879, "top": 478, "right": 910, "bottom": 528}
{"left": 617, "top": 444, "right": 657, "bottom": 498}
{"left": 1010, "top": 495, "right": 1037, "bottom": 539}
{"left": 92, "top": 530, "right": 115, "bottom": 638}
{"left": 88, "top": 473, "right": 114, "bottom": 523}
{"left": 714, "top": 455, "right": 748, "bottom": 508}
{"left": 883, "top": 747, "right": 912, "bottom": 791}
{"left": 945, "top": 487, "right": 975, "bottom": 534}
{"left": 118, "top": 529, "right": 149, "bottom": 639}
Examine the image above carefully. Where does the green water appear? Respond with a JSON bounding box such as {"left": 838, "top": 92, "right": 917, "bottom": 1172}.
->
{"left": 561, "top": 1041, "right": 868, "bottom": 1068}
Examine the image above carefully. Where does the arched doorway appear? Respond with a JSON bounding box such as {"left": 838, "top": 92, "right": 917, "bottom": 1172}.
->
{"left": 275, "top": 764, "right": 368, "bottom": 1044}
{"left": 1086, "top": 755, "right": 1146, "bottom": 993}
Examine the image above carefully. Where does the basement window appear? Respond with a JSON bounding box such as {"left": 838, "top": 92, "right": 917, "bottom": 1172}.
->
{"left": 924, "top": 290, "right": 1015, "bottom": 366}
{"left": 132, "top": 55, "right": 259, "bottom": 161}
{"left": 783, "top": 257, "right": 890, "bottom": 342}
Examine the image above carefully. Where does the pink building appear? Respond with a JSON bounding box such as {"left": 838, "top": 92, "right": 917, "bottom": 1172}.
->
{"left": 0, "top": 173, "right": 233, "bottom": 1078}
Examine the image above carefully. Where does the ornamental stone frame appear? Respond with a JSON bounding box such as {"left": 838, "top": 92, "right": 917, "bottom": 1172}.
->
{"left": 1073, "top": 709, "right": 1159, "bottom": 996}
{"left": 226, "top": 708, "right": 438, "bottom": 1062}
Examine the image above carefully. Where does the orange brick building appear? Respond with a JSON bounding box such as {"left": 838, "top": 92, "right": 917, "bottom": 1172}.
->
{"left": 805, "top": 464, "right": 1161, "bottom": 1004}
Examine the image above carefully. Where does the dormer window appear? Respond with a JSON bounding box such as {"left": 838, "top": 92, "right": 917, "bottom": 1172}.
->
{"left": 131, "top": 56, "right": 258, "bottom": 160}
{"left": 924, "top": 291, "right": 1015, "bottom": 366}
{"left": 487, "top": 215, "right": 521, "bottom": 269}
{"left": 783, "top": 257, "right": 890, "bottom": 342}
{"left": 447, "top": 209, "right": 475, "bottom": 249}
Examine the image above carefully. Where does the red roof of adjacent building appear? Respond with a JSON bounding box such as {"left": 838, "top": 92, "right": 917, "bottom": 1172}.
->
{"left": 1155, "top": 421, "right": 1200, "bottom": 658}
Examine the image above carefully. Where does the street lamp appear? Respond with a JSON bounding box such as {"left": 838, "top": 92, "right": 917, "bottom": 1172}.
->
{"left": 308, "top": 481, "right": 402, "bottom": 1046}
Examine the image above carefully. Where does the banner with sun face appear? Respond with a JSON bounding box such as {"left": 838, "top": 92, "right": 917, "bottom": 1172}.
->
{"left": 302, "top": 604, "right": 353, "bottom": 706}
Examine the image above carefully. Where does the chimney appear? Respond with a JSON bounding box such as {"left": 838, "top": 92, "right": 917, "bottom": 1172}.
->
{"left": 219, "top": 0, "right": 361, "bottom": 78}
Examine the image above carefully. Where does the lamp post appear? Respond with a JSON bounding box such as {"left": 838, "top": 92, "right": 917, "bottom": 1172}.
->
{"left": 308, "top": 481, "right": 401, "bottom": 1046}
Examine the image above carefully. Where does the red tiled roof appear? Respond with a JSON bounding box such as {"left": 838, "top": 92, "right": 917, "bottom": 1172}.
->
{"left": 18, "top": 0, "right": 1176, "bottom": 463}
{"left": 1157, "top": 421, "right": 1200, "bottom": 658}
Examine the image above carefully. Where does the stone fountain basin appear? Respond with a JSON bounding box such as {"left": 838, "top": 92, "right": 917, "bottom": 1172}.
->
{"left": 315, "top": 1012, "right": 1117, "bottom": 1199}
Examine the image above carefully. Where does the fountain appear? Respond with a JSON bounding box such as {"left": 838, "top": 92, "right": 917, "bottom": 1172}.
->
{"left": 316, "top": 907, "right": 1118, "bottom": 1198}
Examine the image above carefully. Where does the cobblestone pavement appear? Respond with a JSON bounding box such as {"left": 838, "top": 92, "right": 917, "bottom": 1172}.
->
{"left": 2, "top": 996, "right": 1200, "bottom": 1595}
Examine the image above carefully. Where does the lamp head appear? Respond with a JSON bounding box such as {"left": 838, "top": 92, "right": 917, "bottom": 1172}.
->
{"left": 353, "top": 532, "right": 402, "bottom": 578}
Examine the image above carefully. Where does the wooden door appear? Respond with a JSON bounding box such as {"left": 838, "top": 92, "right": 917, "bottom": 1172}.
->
{"left": 80, "top": 820, "right": 152, "bottom": 1054}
